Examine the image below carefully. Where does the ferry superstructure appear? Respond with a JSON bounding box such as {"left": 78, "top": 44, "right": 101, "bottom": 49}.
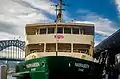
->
{"left": 13, "top": 0, "right": 103, "bottom": 79}
{"left": 25, "top": 22, "right": 94, "bottom": 61}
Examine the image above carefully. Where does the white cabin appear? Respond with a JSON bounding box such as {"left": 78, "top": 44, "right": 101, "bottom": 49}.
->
{"left": 25, "top": 22, "right": 94, "bottom": 61}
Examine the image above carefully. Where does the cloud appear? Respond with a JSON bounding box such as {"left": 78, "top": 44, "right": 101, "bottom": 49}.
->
{"left": 94, "top": 33, "right": 109, "bottom": 46}
{"left": 0, "top": 32, "right": 23, "bottom": 40}
{"left": 85, "top": 15, "right": 117, "bottom": 45}
{"left": 94, "top": 41, "right": 99, "bottom": 46}
{"left": 0, "top": 0, "right": 118, "bottom": 47}
{"left": 0, "top": 0, "right": 74, "bottom": 41}
{"left": 77, "top": 10, "right": 118, "bottom": 45}
{"left": 0, "top": 0, "right": 56, "bottom": 41}
{"left": 115, "top": 0, "right": 120, "bottom": 15}
{"left": 80, "top": 13, "right": 117, "bottom": 36}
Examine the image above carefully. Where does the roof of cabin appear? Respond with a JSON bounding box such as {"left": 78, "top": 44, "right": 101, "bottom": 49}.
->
{"left": 25, "top": 22, "right": 94, "bottom": 27}
{"left": 94, "top": 29, "right": 120, "bottom": 57}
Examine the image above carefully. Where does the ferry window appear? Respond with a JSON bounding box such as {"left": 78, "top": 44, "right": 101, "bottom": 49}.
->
{"left": 26, "top": 27, "right": 36, "bottom": 35}
{"left": 73, "top": 44, "right": 90, "bottom": 53}
{"left": 84, "top": 27, "right": 94, "bottom": 35}
{"left": 64, "top": 27, "right": 71, "bottom": 34}
{"left": 40, "top": 28, "right": 46, "bottom": 34}
{"left": 46, "top": 43, "right": 56, "bottom": 52}
{"left": 48, "top": 27, "right": 55, "bottom": 34}
{"left": 58, "top": 43, "right": 71, "bottom": 52}
{"left": 29, "top": 44, "right": 44, "bottom": 53}
{"left": 57, "top": 27, "right": 63, "bottom": 33}
{"left": 72, "top": 28, "right": 79, "bottom": 34}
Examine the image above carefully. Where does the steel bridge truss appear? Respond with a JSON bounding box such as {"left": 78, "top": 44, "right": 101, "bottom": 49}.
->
{"left": 0, "top": 40, "right": 25, "bottom": 61}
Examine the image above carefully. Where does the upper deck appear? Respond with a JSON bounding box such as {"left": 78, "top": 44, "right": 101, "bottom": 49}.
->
{"left": 25, "top": 22, "right": 94, "bottom": 45}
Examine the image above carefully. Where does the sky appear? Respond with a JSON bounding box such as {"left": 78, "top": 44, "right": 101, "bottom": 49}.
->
{"left": 0, "top": 0, "right": 120, "bottom": 46}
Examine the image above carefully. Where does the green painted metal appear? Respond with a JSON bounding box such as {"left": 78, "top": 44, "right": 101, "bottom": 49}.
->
{"left": 13, "top": 56, "right": 103, "bottom": 79}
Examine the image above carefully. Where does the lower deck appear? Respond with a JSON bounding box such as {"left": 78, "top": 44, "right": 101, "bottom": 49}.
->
{"left": 13, "top": 56, "right": 103, "bottom": 79}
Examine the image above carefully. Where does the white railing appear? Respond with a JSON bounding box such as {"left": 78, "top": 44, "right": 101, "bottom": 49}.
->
{"left": 25, "top": 52, "right": 93, "bottom": 61}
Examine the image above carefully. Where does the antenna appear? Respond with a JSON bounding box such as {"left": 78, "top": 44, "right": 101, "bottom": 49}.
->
{"left": 59, "top": 0, "right": 63, "bottom": 22}
{"left": 52, "top": 0, "right": 69, "bottom": 22}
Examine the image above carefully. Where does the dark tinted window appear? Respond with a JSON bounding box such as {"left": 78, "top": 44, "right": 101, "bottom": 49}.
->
{"left": 57, "top": 27, "right": 63, "bottom": 33}
{"left": 84, "top": 27, "right": 94, "bottom": 35}
{"left": 46, "top": 43, "right": 56, "bottom": 52}
{"left": 58, "top": 43, "right": 71, "bottom": 52}
{"left": 48, "top": 28, "right": 55, "bottom": 34}
{"left": 64, "top": 27, "right": 71, "bottom": 34}
{"left": 72, "top": 28, "right": 79, "bottom": 34}
{"left": 40, "top": 28, "right": 46, "bottom": 34}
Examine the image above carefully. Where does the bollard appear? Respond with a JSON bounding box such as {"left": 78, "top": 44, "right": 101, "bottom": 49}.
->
{"left": 0, "top": 65, "right": 7, "bottom": 79}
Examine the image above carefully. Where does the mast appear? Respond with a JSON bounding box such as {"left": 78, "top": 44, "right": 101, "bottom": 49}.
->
{"left": 54, "top": 0, "right": 66, "bottom": 56}
{"left": 55, "top": 0, "right": 64, "bottom": 56}
{"left": 56, "top": 0, "right": 64, "bottom": 22}
{"left": 59, "top": 0, "right": 63, "bottom": 22}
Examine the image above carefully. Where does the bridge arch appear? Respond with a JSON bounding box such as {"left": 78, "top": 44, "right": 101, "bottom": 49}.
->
{"left": 0, "top": 40, "right": 25, "bottom": 51}
{"left": 0, "top": 40, "right": 25, "bottom": 61}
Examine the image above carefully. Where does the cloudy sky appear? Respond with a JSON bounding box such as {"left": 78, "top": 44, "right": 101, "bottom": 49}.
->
{"left": 0, "top": 0, "right": 120, "bottom": 46}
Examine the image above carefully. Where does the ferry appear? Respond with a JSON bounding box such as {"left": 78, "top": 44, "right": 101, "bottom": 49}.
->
{"left": 13, "top": 0, "right": 103, "bottom": 79}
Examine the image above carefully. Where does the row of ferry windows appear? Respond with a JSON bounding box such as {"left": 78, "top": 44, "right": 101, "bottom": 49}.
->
{"left": 35, "top": 27, "right": 93, "bottom": 35}
{"left": 28, "top": 43, "right": 90, "bottom": 55}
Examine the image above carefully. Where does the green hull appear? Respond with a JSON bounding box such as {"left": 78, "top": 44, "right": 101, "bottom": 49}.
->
{"left": 13, "top": 56, "right": 103, "bottom": 79}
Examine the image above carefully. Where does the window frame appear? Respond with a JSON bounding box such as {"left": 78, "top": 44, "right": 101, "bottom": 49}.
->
{"left": 57, "top": 27, "right": 63, "bottom": 34}
{"left": 64, "top": 27, "right": 71, "bottom": 34}
{"left": 40, "top": 28, "right": 46, "bottom": 34}
{"left": 72, "top": 27, "right": 79, "bottom": 34}
{"left": 48, "top": 27, "right": 55, "bottom": 34}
